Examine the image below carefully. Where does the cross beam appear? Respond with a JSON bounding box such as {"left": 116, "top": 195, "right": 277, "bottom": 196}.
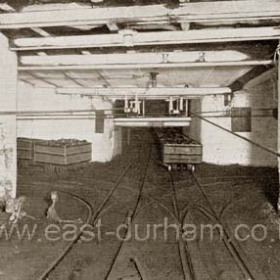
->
{"left": 0, "top": 1, "right": 279, "bottom": 29}
{"left": 18, "top": 50, "right": 273, "bottom": 71}
{"left": 56, "top": 87, "right": 231, "bottom": 99}
{"left": 12, "top": 27, "right": 280, "bottom": 51}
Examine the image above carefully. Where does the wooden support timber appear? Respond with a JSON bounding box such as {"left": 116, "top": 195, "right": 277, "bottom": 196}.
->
{"left": 56, "top": 87, "right": 231, "bottom": 99}
{"left": 114, "top": 117, "right": 192, "bottom": 127}
{"left": 0, "top": 1, "right": 279, "bottom": 29}
{"left": 11, "top": 27, "right": 280, "bottom": 51}
{"left": 18, "top": 50, "right": 273, "bottom": 71}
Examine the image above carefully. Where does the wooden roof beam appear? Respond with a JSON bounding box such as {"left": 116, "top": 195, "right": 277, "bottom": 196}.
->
{"left": 18, "top": 60, "right": 272, "bottom": 71}
{"left": 63, "top": 71, "right": 93, "bottom": 87}
{"left": 18, "top": 51, "right": 273, "bottom": 71}
{"left": 106, "top": 23, "right": 119, "bottom": 32}
{"left": 56, "top": 87, "right": 232, "bottom": 99}
{"left": 28, "top": 72, "right": 57, "bottom": 87}
{"left": 11, "top": 26, "right": 280, "bottom": 51}
{"left": 0, "top": 1, "right": 279, "bottom": 29}
{"left": 0, "top": 3, "right": 16, "bottom": 13}
{"left": 64, "top": 72, "right": 84, "bottom": 87}
{"left": 30, "top": 27, "right": 51, "bottom": 37}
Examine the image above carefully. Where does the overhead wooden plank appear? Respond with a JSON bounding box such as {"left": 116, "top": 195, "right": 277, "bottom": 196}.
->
{"left": 18, "top": 50, "right": 272, "bottom": 71}
{"left": 0, "top": 3, "right": 16, "bottom": 12}
{"left": 12, "top": 26, "right": 280, "bottom": 51}
{"left": 64, "top": 72, "right": 85, "bottom": 87}
{"left": 106, "top": 22, "right": 119, "bottom": 32}
{"left": 31, "top": 27, "right": 51, "bottom": 37}
{"left": 96, "top": 71, "right": 111, "bottom": 87}
{"left": 114, "top": 117, "right": 191, "bottom": 127}
{"left": 19, "top": 78, "right": 35, "bottom": 87}
{"left": 19, "top": 50, "right": 249, "bottom": 66}
{"left": 18, "top": 60, "right": 272, "bottom": 71}
{"left": 63, "top": 71, "right": 93, "bottom": 87}
{"left": 56, "top": 87, "right": 231, "bottom": 99}
{"left": 28, "top": 72, "right": 57, "bottom": 87}
{"left": 37, "top": 52, "right": 48, "bottom": 56}
{"left": 131, "top": 24, "right": 179, "bottom": 31}
{"left": 180, "top": 23, "right": 190, "bottom": 31}
{"left": 0, "top": 1, "right": 279, "bottom": 29}
{"left": 81, "top": 51, "right": 92, "bottom": 55}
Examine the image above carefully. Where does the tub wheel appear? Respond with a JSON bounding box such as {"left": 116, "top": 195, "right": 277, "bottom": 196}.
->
{"left": 190, "top": 164, "right": 195, "bottom": 173}
{"left": 187, "top": 164, "right": 195, "bottom": 173}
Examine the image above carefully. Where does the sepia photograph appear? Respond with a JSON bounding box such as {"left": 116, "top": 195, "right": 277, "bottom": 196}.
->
{"left": 0, "top": 0, "right": 279, "bottom": 279}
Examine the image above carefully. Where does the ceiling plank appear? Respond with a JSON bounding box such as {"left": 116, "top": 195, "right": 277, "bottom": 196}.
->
{"left": 64, "top": 72, "right": 85, "bottom": 87}
{"left": 18, "top": 60, "right": 273, "bottom": 71}
{"left": 131, "top": 24, "right": 179, "bottom": 31}
{"left": 56, "top": 86, "right": 231, "bottom": 99}
{"left": 81, "top": 51, "right": 92, "bottom": 55}
{"left": 0, "top": 3, "right": 16, "bottom": 13}
{"left": 19, "top": 51, "right": 250, "bottom": 66}
{"left": 114, "top": 117, "right": 191, "bottom": 127}
{"left": 96, "top": 71, "right": 111, "bottom": 87}
{"left": 180, "top": 23, "right": 190, "bottom": 31}
{"left": 0, "top": 1, "right": 279, "bottom": 29}
{"left": 28, "top": 72, "right": 57, "bottom": 87}
{"left": 31, "top": 27, "right": 51, "bottom": 37}
{"left": 18, "top": 51, "right": 272, "bottom": 71}
{"left": 63, "top": 71, "right": 94, "bottom": 87}
{"left": 106, "top": 22, "right": 119, "bottom": 32}
{"left": 19, "top": 78, "right": 36, "bottom": 87}
{"left": 12, "top": 26, "right": 280, "bottom": 51}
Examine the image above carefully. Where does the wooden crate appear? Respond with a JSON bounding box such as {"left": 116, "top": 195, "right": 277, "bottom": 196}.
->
{"left": 34, "top": 140, "right": 92, "bottom": 165}
{"left": 17, "top": 138, "right": 35, "bottom": 161}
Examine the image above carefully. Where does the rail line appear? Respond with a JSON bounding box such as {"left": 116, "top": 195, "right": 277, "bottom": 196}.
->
{"left": 189, "top": 171, "right": 265, "bottom": 280}
{"left": 38, "top": 132, "right": 151, "bottom": 280}
{"left": 20, "top": 129, "right": 267, "bottom": 280}
{"left": 169, "top": 172, "right": 196, "bottom": 280}
{"left": 39, "top": 159, "right": 136, "bottom": 279}
{"left": 39, "top": 190, "right": 93, "bottom": 280}
{"left": 104, "top": 146, "right": 152, "bottom": 280}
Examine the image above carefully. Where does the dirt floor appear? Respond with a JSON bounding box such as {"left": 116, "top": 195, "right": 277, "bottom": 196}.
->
{"left": 1, "top": 131, "right": 280, "bottom": 280}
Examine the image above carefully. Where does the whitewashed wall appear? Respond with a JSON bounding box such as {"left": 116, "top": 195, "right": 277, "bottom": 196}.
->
{"left": 17, "top": 82, "right": 122, "bottom": 162}
{"left": 190, "top": 80, "right": 277, "bottom": 167}
{"left": 0, "top": 34, "right": 17, "bottom": 198}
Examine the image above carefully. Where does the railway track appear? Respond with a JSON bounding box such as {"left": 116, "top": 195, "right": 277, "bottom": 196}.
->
{"left": 171, "top": 169, "right": 268, "bottom": 280}
{"left": 138, "top": 165, "right": 265, "bottom": 280}
{"left": 17, "top": 129, "right": 269, "bottom": 280}
{"left": 40, "top": 166, "right": 266, "bottom": 280}
{"left": 38, "top": 162, "right": 138, "bottom": 279}
{"left": 104, "top": 146, "right": 152, "bottom": 280}
{"left": 38, "top": 132, "right": 152, "bottom": 280}
{"left": 169, "top": 172, "right": 196, "bottom": 280}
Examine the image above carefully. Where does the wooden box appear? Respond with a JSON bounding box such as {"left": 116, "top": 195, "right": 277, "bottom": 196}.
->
{"left": 34, "top": 140, "right": 92, "bottom": 165}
